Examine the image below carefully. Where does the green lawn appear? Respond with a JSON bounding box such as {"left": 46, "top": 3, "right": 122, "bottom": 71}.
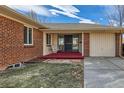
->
{"left": 0, "top": 62, "right": 83, "bottom": 88}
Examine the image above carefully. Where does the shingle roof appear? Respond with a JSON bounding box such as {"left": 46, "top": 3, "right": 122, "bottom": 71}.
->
{"left": 42, "top": 23, "right": 124, "bottom": 30}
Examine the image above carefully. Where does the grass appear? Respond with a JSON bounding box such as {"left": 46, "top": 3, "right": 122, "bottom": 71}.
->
{"left": 0, "top": 62, "right": 83, "bottom": 88}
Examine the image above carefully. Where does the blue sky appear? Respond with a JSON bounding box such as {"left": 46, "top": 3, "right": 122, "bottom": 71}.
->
{"left": 8, "top": 5, "right": 110, "bottom": 25}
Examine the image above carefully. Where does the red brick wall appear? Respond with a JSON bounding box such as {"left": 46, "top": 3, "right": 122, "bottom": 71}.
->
{"left": 84, "top": 33, "right": 90, "bottom": 57}
{"left": 0, "top": 16, "right": 43, "bottom": 70}
{"left": 23, "top": 28, "right": 43, "bottom": 62}
{"left": 115, "top": 33, "right": 121, "bottom": 57}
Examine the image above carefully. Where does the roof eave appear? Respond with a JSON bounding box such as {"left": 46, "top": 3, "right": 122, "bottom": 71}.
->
{"left": 0, "top": 5, "right": 48, "bottom": 29}
{"left": 39, "top": 27, "right": 124, "bottom": 31}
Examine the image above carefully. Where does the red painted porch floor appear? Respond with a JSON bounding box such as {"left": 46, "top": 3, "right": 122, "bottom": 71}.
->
{"left": 38, "top": 52, "right": 84, "bottom": 59}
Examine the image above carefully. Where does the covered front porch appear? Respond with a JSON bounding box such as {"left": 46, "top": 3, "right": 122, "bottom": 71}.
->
{"left": 42, "top": 31, "right": 84, "bottom": 59}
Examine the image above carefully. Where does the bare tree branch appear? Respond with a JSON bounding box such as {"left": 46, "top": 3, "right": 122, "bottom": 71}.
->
{"left": 27, "top": 9, "right": 50, "bottom": 23}
{"left": 106, "top": 5, "right": 124, "bottom": 27}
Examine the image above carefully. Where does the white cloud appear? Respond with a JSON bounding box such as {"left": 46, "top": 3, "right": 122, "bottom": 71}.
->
{"left": 50, "top": 5, "right": 96, "bottom": 24}
{"left": 51, "top": 5, "right": 80, "bottom": 15}
{"left": 79, "top": 19, "right": 96, "bottom": 24}
{"left": 51, "top": 11, "right": 59, "bottom": 16}
{"left": 8, "top": 5, "right": 51, "bottom": 16}
{"left": 50, "top": 9, "right": 80, "bottom": 19}
{"left": 50, "top": 5, "right": 80, "bottom": 19}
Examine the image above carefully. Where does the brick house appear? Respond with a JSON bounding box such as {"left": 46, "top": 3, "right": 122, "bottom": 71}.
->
{"left": 0, "top": 6, "right": 124, "bottom": 70}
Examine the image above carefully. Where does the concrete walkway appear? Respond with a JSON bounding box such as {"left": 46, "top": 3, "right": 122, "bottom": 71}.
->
{"left": 43, "top": 59, "right": 83, "bottom": 64}
{"left": 84, "top": 57, "right": 124, "bottom": 88}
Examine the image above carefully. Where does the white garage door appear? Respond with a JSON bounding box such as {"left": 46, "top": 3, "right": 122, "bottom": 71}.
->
{"left": 90, "top": 33, "right": 115, "bottom": 57}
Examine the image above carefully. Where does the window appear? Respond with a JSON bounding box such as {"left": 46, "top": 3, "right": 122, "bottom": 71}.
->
{"left": 24, "top": 26, "right": 33, "bottom": 45}
{"left": 58, "top": 35, "right": 64, "bottom": 45}
{"left": 58, "top": 35, "right": 64, "bottom": 51}
{"left": 46, "top": 34, "right": 51, "bottom": 45}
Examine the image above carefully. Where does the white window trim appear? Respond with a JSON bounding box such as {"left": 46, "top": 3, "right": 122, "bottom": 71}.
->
{"left": 46, "top": 34, "right": 52, "bottom": 46}
{"left": 24, "top": 26, "right": 33, "bottom": 46}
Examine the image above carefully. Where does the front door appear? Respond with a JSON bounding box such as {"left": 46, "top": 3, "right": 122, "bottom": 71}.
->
{"left": 64, "top": 35, "right": 73, "bottom": 51}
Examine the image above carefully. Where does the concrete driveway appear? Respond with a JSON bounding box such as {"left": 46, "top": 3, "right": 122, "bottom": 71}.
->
{"left": 84, "top": 57, "right": 124, "bottom": 88}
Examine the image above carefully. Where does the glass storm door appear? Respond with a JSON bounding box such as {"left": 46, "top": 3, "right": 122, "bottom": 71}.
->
{"left": 64, "top": 35, "right": 73, "bottom": 51}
